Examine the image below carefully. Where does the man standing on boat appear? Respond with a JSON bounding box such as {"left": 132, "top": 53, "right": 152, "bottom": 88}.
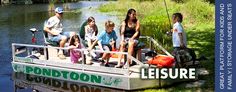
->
{"left": 44, "top": 7, "right": 75, "bottom": 59}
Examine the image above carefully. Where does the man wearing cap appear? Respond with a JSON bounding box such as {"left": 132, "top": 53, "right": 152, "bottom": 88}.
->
{"left": 44, "top": 7, "right": 75, "bottom": 59}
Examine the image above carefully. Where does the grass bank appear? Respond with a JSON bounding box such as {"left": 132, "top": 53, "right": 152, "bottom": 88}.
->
{"left": 98, "top": 0, "right": 215, "bottom": 91}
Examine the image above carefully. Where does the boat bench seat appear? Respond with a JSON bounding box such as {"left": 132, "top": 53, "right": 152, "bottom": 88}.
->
{"left": 123, "top": 41, "right": 146, "bottom": 65}
{"left": 43, "top": 30, "right": 70, "bottom": 59}
{"left": 44, "top": 38, "right": 59, "bottom": 46}
{"left": 79, "top": 21, "right": 98, "bottom": 48}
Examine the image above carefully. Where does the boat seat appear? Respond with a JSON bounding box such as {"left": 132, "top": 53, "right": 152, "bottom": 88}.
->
{"left": 42, "top": 30, "right": 59, "bottom": 60}
{"left": 43, "top": 31, "right": 59, "bottom": 46}
{"left": 79, "top": 21, "right": 89, "bottom": 47}
{"left": 123, "top": 41, "right": 145, "bottom": 65}
{"left": 79, "top": 21, "right": 87, "bottom": 41}
{"left": 43, "top": 20, "right": 59, "bottom": 47}
{"left": 79, "top": 20, "right": 98, "bottom": 47}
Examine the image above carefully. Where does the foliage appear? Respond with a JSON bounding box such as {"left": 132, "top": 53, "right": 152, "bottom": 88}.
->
{"left": 99, "top": 0, "right": 214, "bottom": 56}
{"left": 98, "top": 0, "right": 215, "bottom": 91}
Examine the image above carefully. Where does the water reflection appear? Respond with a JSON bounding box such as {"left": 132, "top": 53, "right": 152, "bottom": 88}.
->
{"left": 13, "top": 72, "right": 125, "bottom": 92}
{"left": 0, "top": 1, "right": 119, "bottom": 45}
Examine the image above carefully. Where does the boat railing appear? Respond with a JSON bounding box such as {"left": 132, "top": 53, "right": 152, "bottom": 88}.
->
{"left": 139, "top": 36, "right": 173, "bottom": 57}
{"left": 12, "top": 43, "right": 147, "bottom": 76}
{"left": 12, "top": 36, "right": 172, "bottom": 76}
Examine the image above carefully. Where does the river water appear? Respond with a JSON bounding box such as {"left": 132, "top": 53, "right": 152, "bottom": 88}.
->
{"left": 0, "top": 1, "right": 122, "bottom": 92}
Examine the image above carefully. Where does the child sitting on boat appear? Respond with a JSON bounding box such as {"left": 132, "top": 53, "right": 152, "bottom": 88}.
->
{"left": 84, "top": 16, "right": 98, "bottom": 47}
{"left": 84, "top": 17, "right": 98, "bottom": 58}
{"left": 88, "top": 20, "right": 117, "bottom": 67}
{"left": 69, "top": 35, "right": 82, "bottom": 63}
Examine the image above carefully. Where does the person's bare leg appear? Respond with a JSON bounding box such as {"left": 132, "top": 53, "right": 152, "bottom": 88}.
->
{"left": 111, "top": 42, "right": 115, "bottom": 50}
{"left": 102, "top": 52, "right": 108, "bottom": 60}
{"left": 105, "top": 53, "right": 110, "bottom": 63}
{"left": 58, "top": 36, "right": 67, "bottom": 59}
{"left": 87, "top": 39, "right": 92, "bottom": 47}
{"left": 86, "top": 39, "right": 94, "bottom": 64}
{"left": 99, "top": 52, "right": 109, "bottom": 67}
{"left": 127, "top": 40, "right": 135, "bottom": 65}
{"left": 59, "top": 36, "right": 67, "bottom": 48}
{"left": 116, "top": 42, "right": 125, "bottom": 67}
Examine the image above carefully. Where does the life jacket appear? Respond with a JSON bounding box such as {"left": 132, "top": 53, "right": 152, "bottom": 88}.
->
{"left": 147, "top": 55, "right": 175, "bottom": 68}
{"left": 110, "top": 48, "right": 119, "bottom": 58}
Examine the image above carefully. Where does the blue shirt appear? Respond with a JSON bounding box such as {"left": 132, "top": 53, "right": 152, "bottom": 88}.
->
{"left": 97, "top": 30, "right": 117, "bottom": 45}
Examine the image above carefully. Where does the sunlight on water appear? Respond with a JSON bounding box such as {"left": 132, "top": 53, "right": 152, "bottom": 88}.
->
{"left": 0, "top": 1, "right": 121, "bottom": 92}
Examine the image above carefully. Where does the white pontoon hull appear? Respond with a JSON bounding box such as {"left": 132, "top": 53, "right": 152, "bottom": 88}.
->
{"left": 12, "top": 61, "right": 159, "bottom": 90}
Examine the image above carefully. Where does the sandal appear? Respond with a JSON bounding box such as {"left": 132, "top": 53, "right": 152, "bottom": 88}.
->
{"left": 86, "top": 62, "right": 93, "bottom": 65}
{"left": 58, "top": 54, "right": 66, "bottom": 59}
{"left": 114, "top": 65, "right": 123, "bottom": 68}
{"left": 104, "top": 63, "right": 110, "bottom": 67}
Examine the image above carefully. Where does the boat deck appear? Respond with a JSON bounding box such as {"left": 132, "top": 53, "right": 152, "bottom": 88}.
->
{"left": 11, "top": 36, "right": 177, "bottom": 90}
{"left": 36, "top": 47, "right": 151, "bottom": 75}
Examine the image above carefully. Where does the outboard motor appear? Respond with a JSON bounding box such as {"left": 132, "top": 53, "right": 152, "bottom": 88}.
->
{"left": 29, "top": 28, "right": 40, "bottom": 59}
{"left": 30, "top": 28, "right": 38, "bottom": 44}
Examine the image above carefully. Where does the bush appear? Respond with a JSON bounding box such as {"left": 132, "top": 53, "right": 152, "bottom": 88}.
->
{"left": 98, "top": 0, "right": 215, "bottom": 56}
{"left": 98, "top": 0, "right": 215, "bottom": 91}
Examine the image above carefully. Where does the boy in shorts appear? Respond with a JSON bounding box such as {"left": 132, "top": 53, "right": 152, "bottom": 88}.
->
{"left": 88, "top": 20, "right": 117, "bottom": 67}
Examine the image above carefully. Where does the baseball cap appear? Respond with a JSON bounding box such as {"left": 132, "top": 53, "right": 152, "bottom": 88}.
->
{"left": 55, "top": 7, "right": 64, "bottom": 14}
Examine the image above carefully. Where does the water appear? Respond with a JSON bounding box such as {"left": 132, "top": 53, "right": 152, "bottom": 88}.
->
{"left": 13, "top": 72, "right": 125, "bottom": 92}
{"left": 0, "top": 1, "right": 121, "bottom": 92}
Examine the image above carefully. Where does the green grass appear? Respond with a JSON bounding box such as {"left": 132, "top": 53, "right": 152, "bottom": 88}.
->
{"left": 98, "top": 0, "right": 215, "bottom": 91}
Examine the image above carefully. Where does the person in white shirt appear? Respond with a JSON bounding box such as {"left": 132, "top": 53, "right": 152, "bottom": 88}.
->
{"left": 44, "top": 7, "right": 75, "bottom": 59}
{"left": 171, "top": 13, "right": 187, "bottom": 55}
{"left": 84, "top": 16, "right": 98, "bottom": 47}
